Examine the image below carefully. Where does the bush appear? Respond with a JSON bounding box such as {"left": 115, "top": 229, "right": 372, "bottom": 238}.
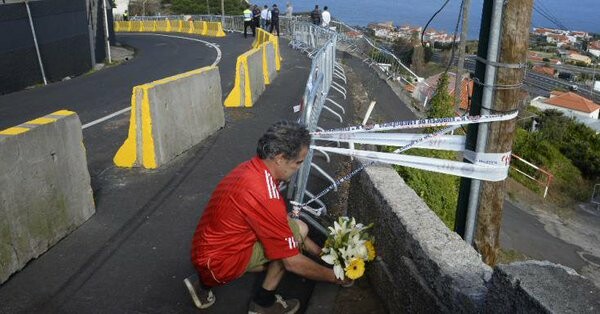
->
{"left": 512, "top": 128, "right": 590, "bottom": 202}
{"left": 392, "top": 149, "right": 459, "bottom": 229}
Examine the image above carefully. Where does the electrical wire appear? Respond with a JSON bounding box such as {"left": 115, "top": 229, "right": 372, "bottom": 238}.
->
{"left": 537, "top": 0, "right": 569, "bottom": 29}
{"left": 533, "top": 1, "right": 570, "bottom": 30}
{"left": 444, "top": 0, "right": 465, "bottom": 74}
{"left": 420, "top": 0, "right": 451, "bottom": 48}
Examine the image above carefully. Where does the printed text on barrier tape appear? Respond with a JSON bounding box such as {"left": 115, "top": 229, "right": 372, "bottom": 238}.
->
{"left": 312, "top": 132, "right": 467, "bottom": 152}
{"left": 312, "top": 111, "right": 518, "bottom": 134}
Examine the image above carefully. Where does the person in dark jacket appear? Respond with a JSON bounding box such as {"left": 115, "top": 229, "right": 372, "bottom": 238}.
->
{"left": 310, "top": 5, "right": 321, "bottom": 25}
{"left": 252, "top": 5, "right": 261, "bottom": 30}
{"left": 269, "top": 4, "right": 280, "bottom": 36}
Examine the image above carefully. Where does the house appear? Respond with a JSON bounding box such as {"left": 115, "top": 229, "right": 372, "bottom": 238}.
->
{"left": 567, "top": 52, "right": 592, "bottom": 65}
{"left": 530, "top": 91, "right": 600, "bottom": 121}
{"left": 412, "top": 72, "right": 473, "bottom": 112}
{"left": 546, "top": 33, "right": 571, "bottom": 47}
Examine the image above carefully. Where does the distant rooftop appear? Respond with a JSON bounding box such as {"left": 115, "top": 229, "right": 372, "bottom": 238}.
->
{"left": 547, "top": 91, "right": 600, "bottom": 113}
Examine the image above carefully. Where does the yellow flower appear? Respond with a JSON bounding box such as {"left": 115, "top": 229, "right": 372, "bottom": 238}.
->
{"left": 365, "top": 241, "right": 376, "bottom": 261}
{"left": 345, "top": 258, "right": 365, "bottom": 280}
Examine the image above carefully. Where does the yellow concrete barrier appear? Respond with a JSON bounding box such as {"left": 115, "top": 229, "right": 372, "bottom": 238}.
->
{"left": 205, "top": 21, "right": 226, "bottom": 37}
{"left": 114, "top": 66, "right": 224, "bottom": 169}
{"left": 131, "top": 21, "right": 143, "bottom": 32}
{"left": 252, "top": 28, "right": 281, "bottom": 71}
{"left": 224, "top": 48, "right": 264, "bottom": 108}
{"left": 114, "top": 19, "right": 226, "bottom": 38}
{"left": 261, "top": 41, "right": 278, "bottom": 85}
{"left": 155, "top": 20, "right": 171, "bottom": 32}
{"left": 142, "top": 20, "right": 156, "bottom": 32}
{"left": 191, "top": 21, "right": 207, "bottom": 35}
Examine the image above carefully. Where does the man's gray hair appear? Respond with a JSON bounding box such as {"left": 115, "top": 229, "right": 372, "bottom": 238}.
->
{"left": 257, "top": 120, "right": 311, "bottom": 160}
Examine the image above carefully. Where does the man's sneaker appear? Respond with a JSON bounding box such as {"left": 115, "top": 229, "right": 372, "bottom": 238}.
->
{"left": 248, "top": 294, "right": 300, "bottom": 314}
{"left": 183, "top": 275, "right": 216, "bottom": 309}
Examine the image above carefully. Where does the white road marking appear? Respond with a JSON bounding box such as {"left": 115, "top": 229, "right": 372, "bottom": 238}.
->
{"left": 83, "top": 33, "right": 221, "bottom": 130}
{"left": 82, "top": 107, "right": 131, "bottom": 129}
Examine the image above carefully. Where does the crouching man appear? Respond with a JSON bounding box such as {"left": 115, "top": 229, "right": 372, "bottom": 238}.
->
{"left": 184, "top": 121, "right": 349, "bottom": 313}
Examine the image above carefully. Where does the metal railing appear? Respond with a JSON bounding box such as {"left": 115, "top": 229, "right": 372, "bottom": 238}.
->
{"left": 122, "top": 14, "right": 425, "bottom": 216}
{"left": 287, "top": 22, "right": 342, "bottom": 217}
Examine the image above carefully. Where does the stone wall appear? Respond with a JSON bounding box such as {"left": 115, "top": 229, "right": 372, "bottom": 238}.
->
{"left": 347, "top": 161, "right": 600, "bottom": 313}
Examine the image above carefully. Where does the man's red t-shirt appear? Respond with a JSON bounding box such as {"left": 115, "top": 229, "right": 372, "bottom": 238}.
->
{"left": 191, "top": 156, "right": 300, "bottom": 286}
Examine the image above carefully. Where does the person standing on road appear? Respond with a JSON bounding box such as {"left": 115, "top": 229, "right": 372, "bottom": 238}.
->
{"left": 243, "top": 5, "right": 255, "bottom": 38}
{"left": 260, "top": 5, "right": 270, "bottom": 29}
{"left": 285, "top": 2, "right": 293, "bottom": 18}
{"left": 184, "top": 121, "right": 350, "bottom": 313}
{"left": 252, "top": 5, "right": 261, "bottom": 31}
{"left": 269, "top": 4, "right": 280, "bottom": 36}
{"left": 285, "top": 2, "right": 293, "bottom": 35}
{"left": 321, "top": 6, "right": 331, "bottom": 28}
{"left": 310, "top": 5, "right": 321, "bottom": 25}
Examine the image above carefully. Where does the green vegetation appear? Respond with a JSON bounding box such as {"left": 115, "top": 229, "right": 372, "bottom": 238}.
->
{"left": 497, "top": 248, "right": 530, "bottom": 264}
{"left": 391, "top": 73, "right": 459, "bottom": 229}
{"left": 171, "top": 0, "right": 245, "bottom": 15}
{"left": 513, "top": 108, "right": 598, "bottom": 203}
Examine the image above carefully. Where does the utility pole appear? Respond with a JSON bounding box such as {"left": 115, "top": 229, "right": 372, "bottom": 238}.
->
{"left": 454, "top": 0, "right": 471, "bottom": 113}
{"left": 455, "top": 0, "right": 533, "bottom": 266}
{"left": 221, "top": 0, "right": 224, "bottom": 25}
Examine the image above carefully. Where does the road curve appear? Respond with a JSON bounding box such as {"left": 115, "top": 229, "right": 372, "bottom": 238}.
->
{"left": 0, "top": 34, "right": 219, "bottom": 131}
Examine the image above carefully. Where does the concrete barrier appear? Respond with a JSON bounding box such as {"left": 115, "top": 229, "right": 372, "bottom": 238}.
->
{"left": 191, "top": 21, "right": 207, "bottom": 36}
{"left": 261, "top": 41, "right": 278, "bottom": 85}
{"left": 142, "top": 20, "right": 155, "bottom": 32}
{"left": 0, "top": 110, "right": 95, "bottom": 284}
{"left": 223, "top": 48, "right": 264, "bottom": 108}
{"left": 252, "top": 28, "right": 281, "bottom": 71}
{"left": 205, "top": 21, "right": 226, "bottom": 37}
{"left": 347, "top": 161, "right": 600, "bottom": 312}
{"left": 114, "top": 20, "right": 226, "bottom": 38}
{"left": 114, "top": 66, "right": 224, "bottom": 169}
{"left": 132, "top": 20, "right": 143, "bottom": 32}
{"left": 155, "top": 20, "right": 171, "bottom": 32}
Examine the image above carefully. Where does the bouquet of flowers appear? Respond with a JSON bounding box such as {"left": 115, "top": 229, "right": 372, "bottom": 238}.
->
{"left": 321, "top": 216, "right": 376, "bottom": 280}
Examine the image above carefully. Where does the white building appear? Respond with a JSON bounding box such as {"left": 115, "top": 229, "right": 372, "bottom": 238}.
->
{"left": 530, "top": 91, "right": 600, "bottom": 120}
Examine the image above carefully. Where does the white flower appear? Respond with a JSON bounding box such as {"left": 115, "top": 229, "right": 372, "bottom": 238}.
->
{"left": 321, "top": 251, "right": 337, "bottom": 265}
{"left": 333, "top": 264, "right": 345, "bottom": 280}
{"left": 356, "top": 244, "right": 368, "bottom": 260}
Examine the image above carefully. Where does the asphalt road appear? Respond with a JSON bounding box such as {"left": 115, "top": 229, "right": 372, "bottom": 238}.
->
{"left": 500, "top": 200, "right": 588, "bottom": 270}
{"left": 0, "top": 31, "right": 316, "bottom": 313}
{"left": 0, "top": 34, "right": 221, "bottom": 131}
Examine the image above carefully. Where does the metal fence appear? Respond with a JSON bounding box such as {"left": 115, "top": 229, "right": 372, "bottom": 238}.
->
{"left": 122, "top": 14, "right": 423, "bottom": 217}
{"left": 287, "top": 22, "right": 343, "bottom": 217}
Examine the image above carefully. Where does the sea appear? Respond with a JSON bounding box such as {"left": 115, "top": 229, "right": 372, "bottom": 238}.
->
{"left": 288, "top": 0, "right": 600, "bottom": 39}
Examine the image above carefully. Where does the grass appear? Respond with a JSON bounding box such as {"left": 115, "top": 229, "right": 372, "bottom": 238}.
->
{"left": 497, "top": 248, "right": 530, "bottom": 264}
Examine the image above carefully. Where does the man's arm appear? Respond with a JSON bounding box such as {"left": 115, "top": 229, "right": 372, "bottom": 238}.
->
{"left": 281, "top": 253, "right": 344, "bottom": 284}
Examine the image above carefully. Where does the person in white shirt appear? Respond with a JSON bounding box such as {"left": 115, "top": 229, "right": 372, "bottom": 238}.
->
{"left": 321, "top": 6, "right": 331, "bottom": 28}
{"left": 285, "top": 2, "right": 293, "bottom": 18}
{"left": 260, "top": 5, "right": 270, "bottom": 29}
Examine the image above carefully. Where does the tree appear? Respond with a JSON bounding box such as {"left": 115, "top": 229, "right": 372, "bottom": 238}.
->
{"left": 427, "top": 72, "right": 454, "bottom": 119}
{"left": 128, "top": 0, "right": 161, "bottom": 16}
{"left": 171, "top": 0, "right": 204, "bottom": 14}
{"left": 392, "top": 37, "right": 413, "bottom": 66}
{"left": 392, "top": 72, "right": 460, "bottom": 230}
{"left": 171, "top": 0, "right": 244, "bottom": 15}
